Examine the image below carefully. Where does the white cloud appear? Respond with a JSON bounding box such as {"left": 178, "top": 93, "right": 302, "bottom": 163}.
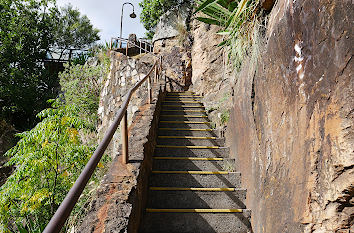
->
{"left": 56, "top": 0, "right": 147, "bottom": 43}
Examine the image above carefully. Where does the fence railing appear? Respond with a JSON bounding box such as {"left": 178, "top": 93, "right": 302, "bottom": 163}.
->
{"left": 110, "top": 37, "right": 154, "bottom": 55}
{"left": 42, "top": 53, "right": 163, "bottom": 233}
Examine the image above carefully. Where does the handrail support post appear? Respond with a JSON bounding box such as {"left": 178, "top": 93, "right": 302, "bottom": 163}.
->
{"left": 121, "top": 111, "right": 128, "bottom": 164}
{"left": 126, "top": 41, "right": 129, "bottom": 56}
{"left": 148, "top": 76, "right": 152, "bottom": 104}
{"left": 155, "top": 65, "right": 158, "bottom": 83}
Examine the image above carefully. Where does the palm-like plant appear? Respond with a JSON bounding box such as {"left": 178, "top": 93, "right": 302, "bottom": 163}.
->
{"left": 194, "top": 0, "right": 261, "bottom": 69}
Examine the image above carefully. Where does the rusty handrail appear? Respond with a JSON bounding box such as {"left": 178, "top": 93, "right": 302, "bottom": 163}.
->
{"left": 43, "top": 57, "right": 161, "bottom": 233}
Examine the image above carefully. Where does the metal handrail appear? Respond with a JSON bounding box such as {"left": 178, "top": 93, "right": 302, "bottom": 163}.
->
{"left": 43, "top": 55, "right": 162, "bottom": 233}
{"left": 111, "top": 37, "right": 154, "bottom": 54}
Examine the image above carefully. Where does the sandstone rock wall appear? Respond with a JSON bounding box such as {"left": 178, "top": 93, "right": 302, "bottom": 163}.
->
{"left": 190, "top": 19, "right": 235, "bottom": 133}
{"left": 152, "top": 3, "right": 191, "bottom": 43}
{"left": 154, "top": 37, "right": 192, "bottom": 92}
{"left": 224, "top": 0, "right": 353, "bottom": 232}
{"left": 152, "top": 2, "right": 193, "bottom": 92}
{"left": 178, "top": 0, "right": 354, "bottom": 232}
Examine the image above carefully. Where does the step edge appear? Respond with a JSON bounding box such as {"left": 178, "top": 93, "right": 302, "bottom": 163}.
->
{"left": 156, "top": 146, "right": 220, "bottom": 149}
{"left": 149, "top": 187, "right": 246, "bottom": 191}
{"left": 157, "top": 136, "right": 218, "bottom": 139}
{"left": 146, "top": 208, "right": 248, "bottom": 213}
{"left": 153, "top": 157, "right": 223, "bottom": 160}
{"left": 151, "top": 171, "right": 240, "bottom": 174}
{"left": 158, "top": 128, "right": 213, "bottom": 131}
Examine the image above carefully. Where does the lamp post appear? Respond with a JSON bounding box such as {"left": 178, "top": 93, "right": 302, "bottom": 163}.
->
{"left": 119, "top": 2, "right": 136, "bottom": 48}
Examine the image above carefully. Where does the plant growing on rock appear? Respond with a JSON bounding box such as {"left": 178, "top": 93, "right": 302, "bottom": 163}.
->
{"left": 220, "top": 110, "right": 230, "bottom": 124}
{"left": 195, "top": 0, "right": 262, "bottom": 70}
{"left": 176, "top": 19, "right": 189, "bottom": 46}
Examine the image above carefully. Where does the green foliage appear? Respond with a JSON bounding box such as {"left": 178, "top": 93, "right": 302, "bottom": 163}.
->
{"left": 0, "top": 0, "right": 100, "bottom": 130}
{"left": 195, "top": 0, "right": 261, "bottom": 70}
{"left": 0, "top": 100, "right": 97, "bottom": 231}
{"left": 53, "top": 4, "right": 100, "bottom": 59}
{"left": 220, "top": 110, "right": 230, "bottom": 124}
{"left": 0, "top": 49, "right": 110, "bottom": 232}
{"left": 71, "top": 52, "right": 91, "bottom": 66}
{"left": 59, "top": 54, "right": 110, "bottom": 127}
{"left": 56, "top": 4, "right": 100, "bottom": 49}
{"left": 176, "top": 20, "right": 188, "bottom": 46}
{"left": 15, "top": 218, "right": 45, "bottom": 233}
{"left": 139, "top": 0, "right": 190, "bottom": 38}
{"left": 0, "top": 0, "right": 59, "bottom": 128}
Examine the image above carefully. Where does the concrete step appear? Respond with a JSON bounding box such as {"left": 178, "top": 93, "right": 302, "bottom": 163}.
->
{"left": 140, "top": 210, "right": 252, "bottom": 233}
{"left": 147, "top": 189, "right": 246, "bottom": 209}
{"left": 160, "top": 109, "right": 207, "bottom": 115}
{"left": 162, "top": 101, "right": 204, "bottom": 106}
{"left": 158, "top": 128, "right": 219, "bottom": 137}
{"left": 162, "top": 105, "right": 205, "bottom": 110}
{"left": 149, "top": 172, "right": 241, "bottom": 188}
{"left": 164, "top": 98, "right": 203, "bottom": 101}
{"left": 154, "top": 147, "right": 229, "bottom": 158}
{"left": 152, "top": 158, "right": 235, "bottom": 171}
{"left": 157, "top": 135, "right": 218, "bottom": 139}
{"left": 159, "top": 122, "right": 212, "bottom": 129}
{"left": 157, "top": 138, "right": 224, "bottom": 147}
{"left": 167, "top": 91, "right": 195, "bottom": 93}
{"left": 160, "top": 115, "right": 210, "bottom": 121}
{"left": 165, "top": 92, "right": 198, "bottom": 94}
{"left": 166, "top": 93, "right": 201, "bottom": 96}
{"left": 165, "top": 95, "right": 203, "bottom": 98}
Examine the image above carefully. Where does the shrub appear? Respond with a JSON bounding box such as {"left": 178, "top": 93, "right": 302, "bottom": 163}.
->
{"left": 59, "top": 53, "right": 110, "bottom": 127}
{"left": 0, "top": 52, "right": 111, "bottom": 232}
{"left": 0, "top": 100, "right": 97, "bottom": 231}
{"left": 195, "top": 0, "right": 262, "bottom": 70}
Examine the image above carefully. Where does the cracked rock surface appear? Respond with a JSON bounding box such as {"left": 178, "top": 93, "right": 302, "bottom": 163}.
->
{"left": 225, "top": 0, "right": 353, "bottom": 232}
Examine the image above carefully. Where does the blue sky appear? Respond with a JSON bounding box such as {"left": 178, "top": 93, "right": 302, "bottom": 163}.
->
{"left": 56, "top": 0, "right": 147, "bottom": 43}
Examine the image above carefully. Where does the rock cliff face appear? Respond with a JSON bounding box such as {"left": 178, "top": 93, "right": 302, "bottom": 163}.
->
{"left": 152, "top": 3, "right": 191, "bottom": 43}
{"left": 168, "top": 0, "right": 354, "bottom": 232}
{"left": 190, "top": 19, "right": 235, "bottom": 133}
{"left": 224, "top": 0, "right": 353, "bottom": 232}
{"left": 154, "top": 37, "right": 192, "bottom": 92}
{"left": 152, "top": 2, "right": 193, "bottom": 92}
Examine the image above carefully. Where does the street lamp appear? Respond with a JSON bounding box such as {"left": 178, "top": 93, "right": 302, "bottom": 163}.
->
{"left": 120, "top": 2, "right": 136, "bottom": 48}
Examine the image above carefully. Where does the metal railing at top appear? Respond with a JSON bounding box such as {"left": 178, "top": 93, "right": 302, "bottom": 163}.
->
{"left": 42, "top": 54, "right": 163, "bottom": 233}
{"left": 110, "top": 37, "right": 154, "bottom": 55}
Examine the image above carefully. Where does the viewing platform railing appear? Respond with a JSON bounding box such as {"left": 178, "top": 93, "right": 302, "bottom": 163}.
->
{"left": 111, "top": 37, "right": 154, "bottom": 55}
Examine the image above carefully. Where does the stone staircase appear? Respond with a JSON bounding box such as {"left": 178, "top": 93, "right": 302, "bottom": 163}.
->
{"left": 139, "top": 91, "right": 252, "bottom": 233}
